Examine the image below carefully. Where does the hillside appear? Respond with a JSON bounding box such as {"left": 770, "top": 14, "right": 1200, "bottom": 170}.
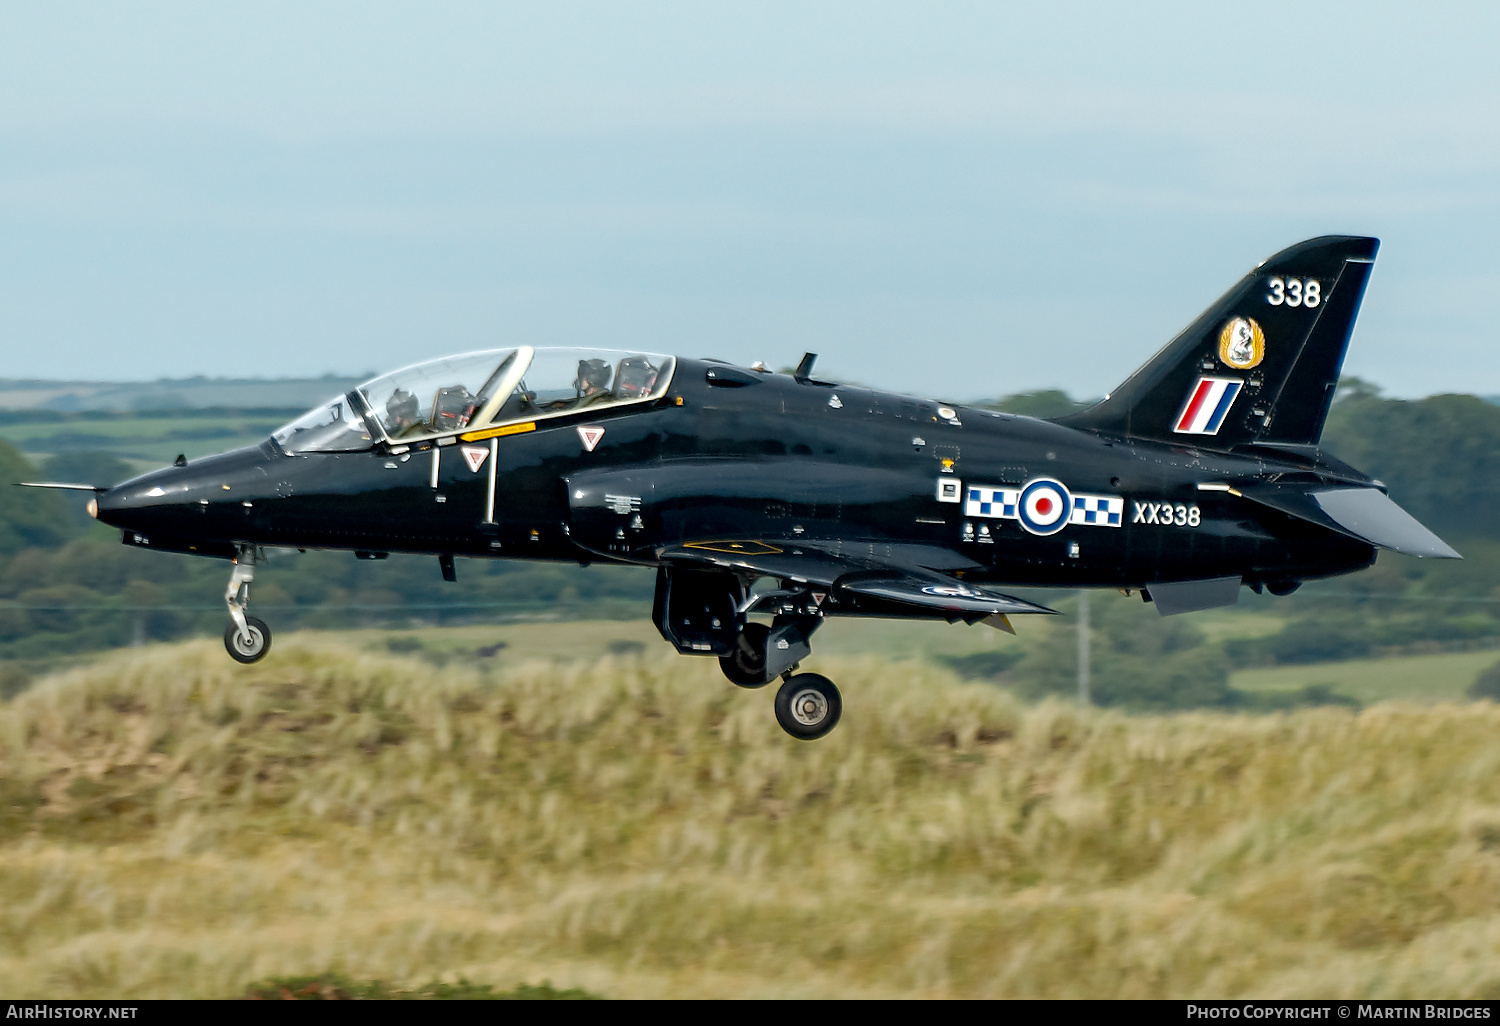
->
{"left": 0, "top": 376, "right": 365, "bottom": 414}
{"left": 2, "top": 640, "right": 1499, "bottom": 999}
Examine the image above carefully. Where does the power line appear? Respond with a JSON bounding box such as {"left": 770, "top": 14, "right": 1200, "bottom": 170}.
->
{"left": 1285, "top": 591, "right": 1500, "bottom": 604}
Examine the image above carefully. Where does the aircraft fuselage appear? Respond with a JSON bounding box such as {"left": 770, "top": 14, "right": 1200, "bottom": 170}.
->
{"left": 48, "top": 235, "right": 1457, "bottom": 739}
{"left": 96, "top": 357, "right": 1375, "bottom": 593}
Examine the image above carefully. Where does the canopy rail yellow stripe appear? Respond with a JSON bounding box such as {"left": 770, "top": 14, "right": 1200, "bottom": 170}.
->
{"left": 460, "top": 422, "right": 536, "bottom": 442}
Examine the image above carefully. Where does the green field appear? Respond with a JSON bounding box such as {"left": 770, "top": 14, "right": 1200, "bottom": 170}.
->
{"left": 296, "top": 616, "right": 1500, "bottom": 708}
{"left": 3, "top": 638, "right": 1500, "bottom": 999}
{"left": 1231, "top": 649, "right": 1500, "bottom": 705}
{"left": 0, "top": 412, "right": 287, "bottom": 474}
{"left": 344, "top": 614, "right": 1018, "bottom": 669}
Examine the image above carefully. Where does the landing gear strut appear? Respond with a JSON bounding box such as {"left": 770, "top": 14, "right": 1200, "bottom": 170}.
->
{"left": 729, "top": 620, "right": 843, "bottom": 740}
{"left": 653, "top": 567, "right": 844, "bottom": 740}
{"left": 223, "top": 546, "right": 272, "bottom": 663}
{"left": 719, "top": 615, "right": 842, "bottom": 739}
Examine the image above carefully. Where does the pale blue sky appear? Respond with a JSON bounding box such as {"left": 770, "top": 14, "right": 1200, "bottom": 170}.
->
{"left": 2, "top": 1, "right": 1497, "bottom": 399}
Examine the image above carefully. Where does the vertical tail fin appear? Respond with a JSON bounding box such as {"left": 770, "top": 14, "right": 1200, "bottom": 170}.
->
{"left": 1058, "top": 236, "right": 1378, "bottom": 447}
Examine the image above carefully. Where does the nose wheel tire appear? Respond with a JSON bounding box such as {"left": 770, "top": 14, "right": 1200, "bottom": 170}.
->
{"left": 720, "top": 622, "right": 771, "bottom": 688}
{"left": 224, "top": 616, "right": 272, "bottom": 664}
{"left": 774, "top": 673, "right": 842, "bottom": 740}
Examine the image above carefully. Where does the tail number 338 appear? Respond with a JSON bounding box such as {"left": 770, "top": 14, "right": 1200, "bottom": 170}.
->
{"left": 1133, "top": 502, "right": 1201, "bottom": 527}
{"left": 1266, "top": 277, "right": 1321, "bottom": 308}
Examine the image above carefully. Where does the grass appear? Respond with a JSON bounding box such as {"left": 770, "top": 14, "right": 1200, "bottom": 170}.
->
{"left": 345, "top": 611, "right": 1494, "bottom": 708}
{"left": 242, "top": 973, "right": 600, "bottom": 999}
{"left": 1191, "top": 607, "right": 1288, "bottom": 644}
{"left": 2, "top": 638, "right": 1500, "bottom": 998}
{"left": 1231, "top": 649, "right": 1500, "bottom": 705}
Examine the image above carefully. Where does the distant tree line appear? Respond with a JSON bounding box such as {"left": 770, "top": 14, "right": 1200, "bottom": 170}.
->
{"left": 965, "top": 383, "right": 1500, "bottom": 708}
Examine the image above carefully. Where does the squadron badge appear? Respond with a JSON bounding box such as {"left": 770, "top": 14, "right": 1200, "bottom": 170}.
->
{"left": 1218, "top": 316, "right": 1265, "bottom": 370}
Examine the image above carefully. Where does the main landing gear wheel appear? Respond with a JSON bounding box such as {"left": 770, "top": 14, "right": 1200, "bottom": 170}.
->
{"left": 224, "top": 615, "right": 272, "bottom": 664}
{"left": 774, "top": 673, "right": 842, "bottom": 741}
{"left": 720, "top": 622, "right": 771, "bottom": 688}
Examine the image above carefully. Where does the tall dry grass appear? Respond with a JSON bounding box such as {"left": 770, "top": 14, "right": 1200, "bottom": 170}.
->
{"left": 1, "top": 637, "right": 1499, "bottom": 998}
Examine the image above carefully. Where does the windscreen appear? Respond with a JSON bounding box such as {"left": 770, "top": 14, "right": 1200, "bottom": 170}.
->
{"left": 271, "top": 394, "right": 375, "bottom": 454}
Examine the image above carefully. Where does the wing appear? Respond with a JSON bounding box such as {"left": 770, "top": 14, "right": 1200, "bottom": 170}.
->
{"left": 830, "top": 568, "right": 1057, "bottom": 617}
{"left": 657, "top": 537, "right": 1056, "bottom": 625}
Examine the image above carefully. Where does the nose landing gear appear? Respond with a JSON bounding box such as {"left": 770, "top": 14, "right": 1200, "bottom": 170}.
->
{"left": 223, "top": 546, "right": 272, "bottom": 663}
{"left": 225, "top": 615, "right": 272, "bottom": 663}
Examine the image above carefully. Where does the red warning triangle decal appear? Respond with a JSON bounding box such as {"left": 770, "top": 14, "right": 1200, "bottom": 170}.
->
{"left": 577, "top": 425, "right": 605, "bottom": 452}
{"left": 460, "top": 445, "right": 488, "bottom": 473}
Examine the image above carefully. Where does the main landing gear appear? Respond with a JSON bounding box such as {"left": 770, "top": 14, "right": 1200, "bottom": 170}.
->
{"left": 224, "top": 546, "right": 272, "bottom": 664}
{"left": 719, "top": 623, "right": 843, "bottom": 740}
{"left": 654, "top": 567, "right": 844, "bottom": 741}
{"left": 718, "top": 622, "right": 770, "bottom": 687}
{"left": 773, "top": 673, "right": 842, "bottom": 741}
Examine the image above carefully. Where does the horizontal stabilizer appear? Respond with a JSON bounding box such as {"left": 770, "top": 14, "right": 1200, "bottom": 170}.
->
{"left": 1238, "top": 484, "right": 1460, "bottom": 559}
{"left": 832, "top": 570, "right": 1057, "bottom": 617}
{"left": 1313, "top": 489, "right": 1461, "bottom": 558}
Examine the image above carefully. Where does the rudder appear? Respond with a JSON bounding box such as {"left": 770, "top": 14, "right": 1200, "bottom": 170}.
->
{"left": 1058, "top": 236, "right": 1378, "bottom": 447}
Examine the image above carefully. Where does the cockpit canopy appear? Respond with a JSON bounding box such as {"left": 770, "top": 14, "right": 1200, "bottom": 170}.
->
{"left": 271, "top": 347, "right": 676, "bottom": 454}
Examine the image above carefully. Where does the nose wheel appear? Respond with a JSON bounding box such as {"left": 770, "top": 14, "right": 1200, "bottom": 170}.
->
{"left": 224, "top": 615, "right": 272, "bottom": 663}
{"left": 223, "top": 546, "right": 272, "bottom": 664}
{"left": 773, "top": 673, "right": 842, "bottom": 741}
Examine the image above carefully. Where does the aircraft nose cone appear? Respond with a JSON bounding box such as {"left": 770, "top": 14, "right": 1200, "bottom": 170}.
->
{"left": 91, "top": 443, "right": 279, "bottom": 540}
{"left": 93, "top": 473, "right": 191, "bottom": 530}
{"left": 92, "top": 482, "right": 137, "bottom": 527}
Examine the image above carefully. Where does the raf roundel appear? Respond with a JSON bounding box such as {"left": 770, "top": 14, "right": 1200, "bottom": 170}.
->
{"left": 1016, "top": 478, "right": 1072, "bottom": 536}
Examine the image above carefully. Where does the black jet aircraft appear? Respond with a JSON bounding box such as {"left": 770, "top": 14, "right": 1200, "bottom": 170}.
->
{"left": 23, "top": 236, "right": 1459, "bottom": 740}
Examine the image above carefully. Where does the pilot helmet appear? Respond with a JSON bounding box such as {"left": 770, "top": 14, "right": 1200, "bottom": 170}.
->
{"left": 615, "top": 357, "right": 657, "bottom": 397}
{"left": 432, "top": 385, "right": 474, "bottom": 429}
{"left": 575, "top": 359, "right": 612, "bottom": 394}
{"left": 386, "top": 388, "right": 419, "bottom": 424}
